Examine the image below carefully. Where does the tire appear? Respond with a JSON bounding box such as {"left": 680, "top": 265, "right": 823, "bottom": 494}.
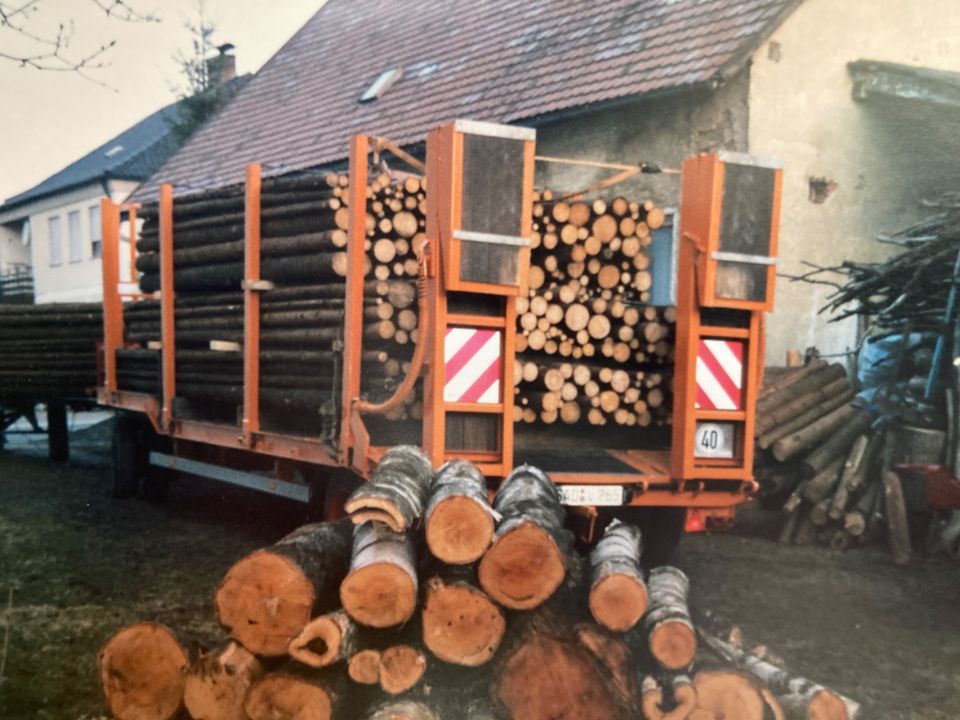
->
{"left": 112, "top": 414, "right": 147, "bottom": 498}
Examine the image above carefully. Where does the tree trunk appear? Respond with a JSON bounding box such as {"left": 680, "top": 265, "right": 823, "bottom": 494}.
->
{"left": 244, "top": 665, "right": 344, "bottom": 720}
{"left": 345, "top": 445, "right": 434, "bottom": 532}
{"left": 639, "top": 566, "right": 696, "bottom": 671}
{"left": 421, "top": 566, "right": 505, "bottom": 666}
{"left": 883, "top": 471, "right": 912, "bottom": 566}
{"left": 340, "top": 521, "right": 418, "bottom": 627}
{"left": 693, "top": 670, "right": 782, "bottom": 720}
{"left": 588, "top": 519, "right": 648, "bottom": 632}
{"left": 288, "top": 609, "right": 358, "bottom": 668}
{"left": 183, "top": 641, "right": 265, "bottom": 720}
{"left": 347, "top": 649, "right": 382, "bottom": 685}
{"left": 478, "top": 465, "right": 569, "bottom": 610}
{"left": 364, "top": 701, "right": 441, "bottom": 720}
{"left": 424, "top": 459, "right": 495, "bottom": 564}
{"left": 379, "top": 644, "right": 428, "bottom": 695}
{"left": 98, "top": 622, "right": 193, "bottom": 720}
{"left": 214, "top": 518, "right": 353, "bottom": 656}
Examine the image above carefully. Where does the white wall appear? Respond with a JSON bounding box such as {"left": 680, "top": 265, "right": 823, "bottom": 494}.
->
{"left": 748, "top": 0, "right": 960, "bottom": 364}
{"left": 27, "top": 179, "right": 138, "bottom": 303}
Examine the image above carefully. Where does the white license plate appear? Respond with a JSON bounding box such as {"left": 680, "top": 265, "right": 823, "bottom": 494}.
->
{"left": 557, "top": 484, "right": 624, "bottom": 506}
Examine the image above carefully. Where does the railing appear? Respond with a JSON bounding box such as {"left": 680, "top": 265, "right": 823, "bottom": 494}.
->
{"left": 0, "top": 264, "right": 34, "bottom": 304}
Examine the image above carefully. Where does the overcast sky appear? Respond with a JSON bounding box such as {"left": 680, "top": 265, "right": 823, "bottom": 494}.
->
{"left": 0, "top": 0, "right": 325, "bottom": 202}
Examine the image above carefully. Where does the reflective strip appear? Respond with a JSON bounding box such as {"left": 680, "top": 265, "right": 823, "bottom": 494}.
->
{"left": 444, "top": 328, "right": 501, "bottom": 404}
{"left": 711, "top": 251, "right": 775, "bottom": 266}
{"left": 454, "top": 229, "right": 531, "bottom": 247}
{"left": 695, "top": 339, "right": 744, "bottom": 410}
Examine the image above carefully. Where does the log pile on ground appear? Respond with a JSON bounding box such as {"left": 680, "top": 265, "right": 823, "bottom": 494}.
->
{"left": 514, "top": 193, "right": 674, "bottom": 429}
{"left": 98, "top": 446, "right": 858, "bottom": 719}
{"left": 0, "top": 303, "right": 102, "bottom": 402}
{"left": 753, "top": 363, "right": 923, "bottom": 563}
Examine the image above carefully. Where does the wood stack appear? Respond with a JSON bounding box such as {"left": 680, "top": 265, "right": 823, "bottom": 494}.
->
{"left": 753, "top": 363, "right": 921, "bottom": 563}
{"left": 0, "top": 303, "right": 102, "bottom": 402}
{"left": 514, "top": 193, "right": 674, "bottom": 429}
{"left": 120, "top": 171, "right": 424, "bottom": 432}
{"left": 98, "top": 448, "right": 858, "bottom": 720}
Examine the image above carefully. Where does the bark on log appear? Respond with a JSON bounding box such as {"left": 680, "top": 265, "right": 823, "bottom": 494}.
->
{"left": 364, "top": 701, "right": 441, "bottom": 720}
{"left": 340, "top": 521, "right": 418, "bottom": 627}
{"left": 421, "top": 567, "right": 505, "bottom": 666}
{"left": 183, "top": 641, "right": 265, "bottom": 720}
{"left": 640, "top": 675, "right": 698, "bottom": 720}
{"left": 827, "top": 434, "right": 873, "bottom": 521}
{"left": 478, "top": 465, "right": 569, "bottom": 610}
{"left": 883, "top": 471, "right": 912, "bottom": 566}
{"left": 424, "top": 459, "right": 496, "bottom": 564}
{"left": 98, "top": 621, "right": 192, "bottom": 720}
{"left": 771, "top": 404, "right": 859, "bottom": 463}
{"left": 288, "top": 609, "right": 358, "bottom": 668}
{"left": 802, "top": 410, "right": 874, "bottom": 477}
{"left": 345, "top": 445, "right": 434, "bottom": 532}
{"left": 244, "top": 665, "right": 344, "bottom": 720}
{"left": 757, "top": 364, "right": 846, "bottom": 415}
{"left": 214, "top": 518, "right": 353, "bottom": 656}
{"left": 755, "top": 376, "right": 851, "bottom": 437}
{"left": 588, "top": 519, "right": 648, "bottom": 632}
{"left": 641, "top": 566, "right": 696, "bottom": 670}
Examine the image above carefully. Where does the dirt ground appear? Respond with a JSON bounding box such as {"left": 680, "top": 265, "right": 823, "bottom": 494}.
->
{"left": 0, "top": 418, "right": 958, "bottom": 719}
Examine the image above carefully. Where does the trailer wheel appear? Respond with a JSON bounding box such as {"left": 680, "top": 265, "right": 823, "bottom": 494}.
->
{"left": 639, "top": 507, "right": 686, "bottom": 569}
{"left": 112, "top": 414, "right": 147, "bottom": 499}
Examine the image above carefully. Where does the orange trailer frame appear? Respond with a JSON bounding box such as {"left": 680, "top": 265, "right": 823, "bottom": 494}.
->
{"left": 97, "top": 120, "right": 780, "bottom": 519}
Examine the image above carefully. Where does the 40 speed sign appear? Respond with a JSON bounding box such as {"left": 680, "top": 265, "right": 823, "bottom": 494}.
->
{"left": 694, "top": 422, "right": 735, "bottom": 459}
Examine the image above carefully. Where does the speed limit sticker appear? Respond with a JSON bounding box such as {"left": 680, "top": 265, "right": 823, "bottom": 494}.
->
{"left": 695, "top": 422, "right": 735, "bottom": 458}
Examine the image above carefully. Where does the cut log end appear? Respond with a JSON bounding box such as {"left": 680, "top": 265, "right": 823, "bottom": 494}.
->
{"left": 244, "top": 674, "right": 335, "bottom": 720}
{"left": 589, "top": 573, "right": 648, "bottom": 632}
{"left": 340, "top": 562, "right": 417, "bottom": 628}
{"left": 649, "top": 620, "right": 697, "bottom": 670}
{"left": 379, "top": 645, "right": 427, "bottom": 695}
{"left": 347, "top": 649, "right": 382, "bottom": 685}
{"left": 425, "top": 495, "right": 495, "bottom": 564}
{"left": 694, "top": 670, "right": 769, "bottom": 720}
{"left": 215, "top": 549, "right": 315, "bottom": 656}
{"left": 183, "top": 642, "right": 264, "bottom": 720}
{"left": 288, "top": 611, "right": 355, "bottom": 668}
{"left": 478, "top": 521, "right": 566, "bottom": 609}
{"left": 99, "top": 622, "right": 189, "bottom": 720}
{"left": 422, "top": 577, "right": 506, "bottom": 666}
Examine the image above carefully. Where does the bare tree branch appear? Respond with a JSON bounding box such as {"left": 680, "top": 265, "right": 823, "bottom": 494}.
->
{"left": 0, "top": 0, "right": 158, "bottom": 77}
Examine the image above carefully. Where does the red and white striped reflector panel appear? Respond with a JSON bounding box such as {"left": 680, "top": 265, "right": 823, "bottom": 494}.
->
{"left": 695, "top": 339, "right": 744, "bottom": 410}
{"left": 444, "top": 328, "right": 501, "bottom": 404}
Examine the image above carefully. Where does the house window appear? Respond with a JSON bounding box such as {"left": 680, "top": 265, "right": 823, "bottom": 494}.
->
{"left": 48, "top": 215, "right": 62, "bottom": 266}
{"left": 89, "top": 205, "right": 102, "bottom": 259}
{"left": 68, "top": 210, "right": 83, "bottom": 263}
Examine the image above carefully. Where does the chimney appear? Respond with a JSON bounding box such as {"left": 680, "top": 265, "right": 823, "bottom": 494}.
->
{"left": 206, "top": 43, "right": 237, "bottom": 86}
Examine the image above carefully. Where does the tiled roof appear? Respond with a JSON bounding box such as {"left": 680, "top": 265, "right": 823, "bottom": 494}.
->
{"left": 3, "top": 101, "right": 181, "bottom": 211}
{"left": 135, "top": 0, "right": 799, "bottom": 199}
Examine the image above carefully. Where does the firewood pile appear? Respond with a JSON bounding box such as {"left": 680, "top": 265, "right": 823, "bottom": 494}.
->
{"left": 119, "top": 171, "right": 676, "bottom": 438}
{"left": 97, "top": 446, "right": 858, "bottom": 720}
{"left": 0, "top": 302, "right": 102, "bottom": 402}
{"left": 753, "top": 363, "right": 923, "bottom": 562}
{"left": 515, "top": 193, "right": 673, "bottom": 429}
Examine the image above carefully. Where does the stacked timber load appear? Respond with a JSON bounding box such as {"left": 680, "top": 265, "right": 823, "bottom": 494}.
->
{"left": 0, "top": 303, "right": 102, "bottom": 402}
{"left": 753, "top": 363, "right": 921, "bottom": 563}
{"left": 98, "top": 448, "right": 859, "bottom": 720}
{"left": 515, "top": 193, "right": 675, "bottom": 430}
{"left": 120, "top": 171, "right": 425, "bottom": 433}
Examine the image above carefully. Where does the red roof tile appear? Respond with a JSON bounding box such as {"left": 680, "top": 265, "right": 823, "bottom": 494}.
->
{"left": 135, "top": 0, "right": 798, "bottom": 198}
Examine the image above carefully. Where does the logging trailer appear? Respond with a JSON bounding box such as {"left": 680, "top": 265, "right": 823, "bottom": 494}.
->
{"left": 97, "top": 119, "right": 781, "bottom": 550}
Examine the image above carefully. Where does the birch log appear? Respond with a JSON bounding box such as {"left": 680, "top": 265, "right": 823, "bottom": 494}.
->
{"left": 588, "top": 519, "right": 648, "bottom": 632}
{"left": 288, "top": 609, "right": 358, "bottom": 668}
{"left": 345, "top": 445, "right": 434, "bottom": 532}
{"left": 340, "top": 521, "right": 419, "bottom": 627}
{"left": 642, "top": 566, "right": 696, "bottom": 670}
{"left": 183, "top": 642, "right": 265, "bottom": 720}
{"left": 424, "top": 459, "right": 496, "bottom": 564}
{"left": 421, "top": 567, "right": 506, "bottom": 666}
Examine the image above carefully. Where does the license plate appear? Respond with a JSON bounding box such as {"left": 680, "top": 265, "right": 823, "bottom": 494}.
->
{"left": 557, "top": 484, "right": 624, "bottom": 506}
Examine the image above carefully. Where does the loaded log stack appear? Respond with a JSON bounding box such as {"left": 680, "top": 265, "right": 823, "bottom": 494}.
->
{"left": 121, "top": 172, "right": 424, "bottom": 435}
{"left": 118, "top": 170, "right": 676, "bottom": 441}
{"left": 98, "top": 446, "right": 858, "bottom": 720}
{"left": 514, "top": 192, "right": 674, "bottom": 430}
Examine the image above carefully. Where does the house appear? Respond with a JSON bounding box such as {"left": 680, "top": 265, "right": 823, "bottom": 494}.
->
{"left": 131, "top": 0, "right": 960, "bottom": 364}
{"left": 0, "top": 101, "right": 182, "bottom": 304}
{"left": 0, "top": 46, "right": 248, "bottom": 305}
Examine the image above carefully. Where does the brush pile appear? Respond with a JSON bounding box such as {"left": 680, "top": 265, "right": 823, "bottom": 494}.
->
{"left": 98, "top": 446, "right": 858, "bottom": 720}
